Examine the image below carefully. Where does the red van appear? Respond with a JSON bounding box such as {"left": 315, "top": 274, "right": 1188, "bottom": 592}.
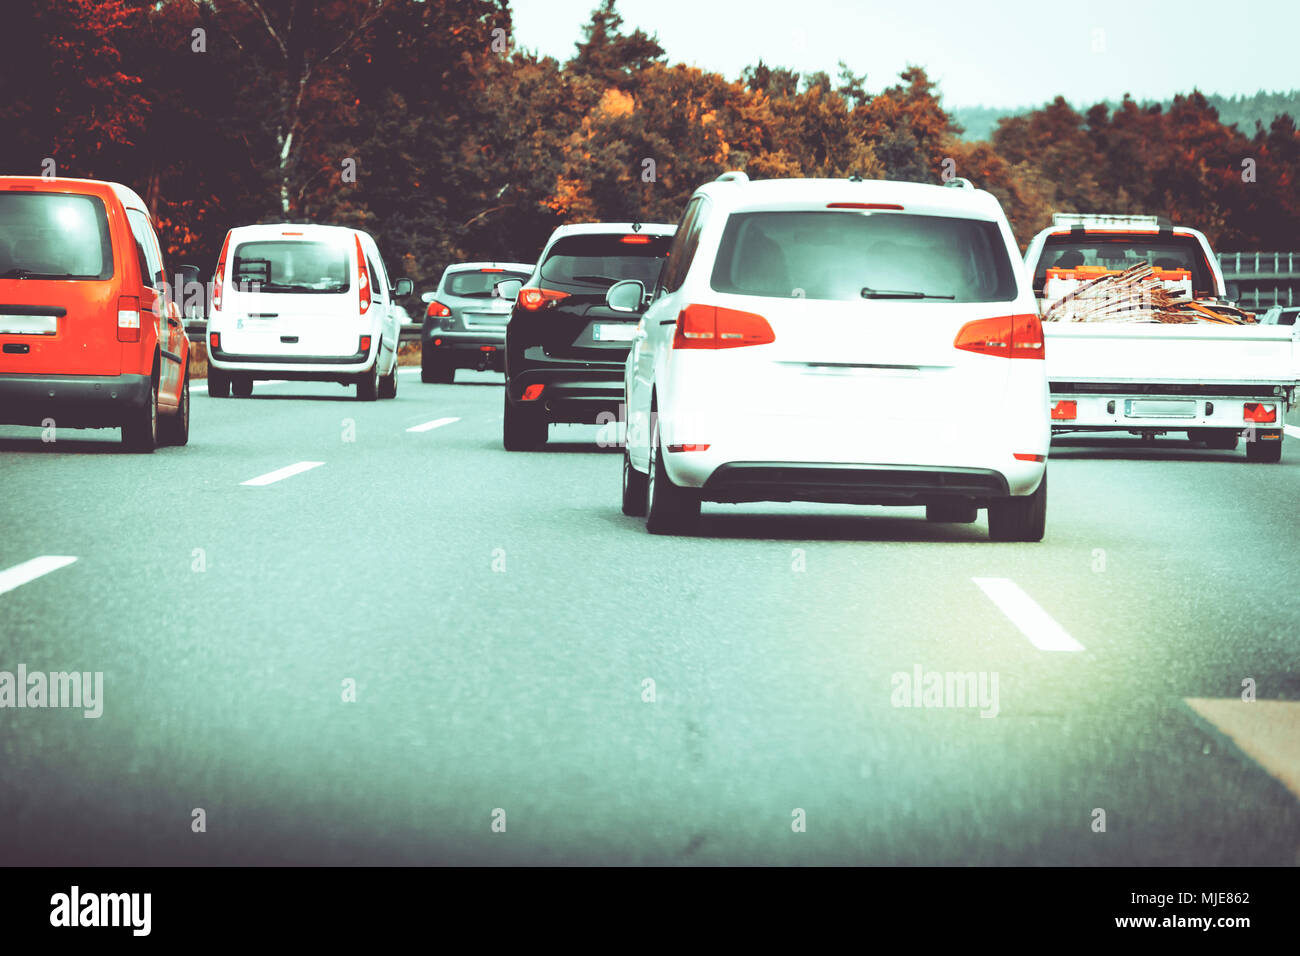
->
{"left": 0, "top": 177, "right": 192, "bottom": 451}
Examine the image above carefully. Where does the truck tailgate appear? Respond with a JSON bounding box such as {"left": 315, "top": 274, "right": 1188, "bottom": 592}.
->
{"left": 1043, "top": 324, "right": 1299, "bottom": 386}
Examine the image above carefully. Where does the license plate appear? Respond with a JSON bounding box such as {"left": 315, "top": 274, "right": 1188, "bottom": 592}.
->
{"left": 1125, "top": 399, "right": 1196, "bottom": 419}
{"left": 0, "top": 314, "right": 57, "bottom": 335}
{"left": 593, "top": 323, "right": 636, "bottom": 342}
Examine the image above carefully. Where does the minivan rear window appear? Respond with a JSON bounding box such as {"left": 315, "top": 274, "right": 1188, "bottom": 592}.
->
{"left": 539, "top": 234, "right": 672, "bottom": 292}
{"left": 231, "top": 240, "right": 350, "bottom": 293}
{"left": 446, "top": 269, "right": 530, "bottom": 298}
{"left": 0, "top": 192, "right": 113, "bottom": 280}
{"left": 710, "top": 211, "right": 1018, "bottom": 304}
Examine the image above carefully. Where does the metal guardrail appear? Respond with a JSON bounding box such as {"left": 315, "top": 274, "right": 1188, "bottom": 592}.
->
{"left": 1219, "top": 252, "right": 1300, "bottom": 309}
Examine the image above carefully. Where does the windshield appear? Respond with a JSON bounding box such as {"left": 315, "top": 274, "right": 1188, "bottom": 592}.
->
{"left": 0, "top": 192, "right": 113, "bottom": 280}
{"left": 1034, "top": 235, "right": 1213, "bottom": 294}
{"left": 539, "top": 234, "right": 671, "bottom": 291}
{"left": 445, "top": 269, "right": 531, "bottom": 298}
{"left": 710, "top": 211, "right": 1017, "bottom": 303}
{"left": 231, "top": 240, "right": 350, "bottom": 293}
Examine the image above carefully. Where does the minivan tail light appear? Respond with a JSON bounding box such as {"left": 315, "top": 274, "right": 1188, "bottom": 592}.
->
{"left": 359, "top": 335, "right": 372, "bottom": 353}
{"left": 953, "top": 313, "right": 1044, "bottom": 359}
{"left": 1051, "top": 400, "right": 1077, "bottom": 421}
{"left": 117, "top": 296, "right": 140, "bottom": 343}
{"left": 355, "top": 235, "right": 370, "bottom": 314}
{"left": 211, "top": 231, "right": 231, "bottom": 312}
{"left": 672, "top": 305, "right": 775, "bottom": 350}
{"left": 517, "top": 288, "right": 569, "bottom": 311}
{"left": 1243, "top": 402, "right": 1276, "bottom": 423}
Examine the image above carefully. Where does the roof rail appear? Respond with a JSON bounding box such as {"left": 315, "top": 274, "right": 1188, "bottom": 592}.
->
{"left": 943, "top": 177, "right": 974, "bottom": 190}
{"left": 715, "top": 171, "right": 749, "bottom": 183}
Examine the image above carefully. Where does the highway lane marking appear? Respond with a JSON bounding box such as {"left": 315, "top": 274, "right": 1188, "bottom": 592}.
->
{"left": 1185, "top": 698, "right": 1300, "bottom": 801}
{"left": 241, "top": 461, "right": 325, "bottom": 486}
{"left": 972, "top": 577, "right": 1085, "bottom": 652}
{"left": 1285, "top": 425, "right": 1300, "bottom": 440}
{"left": 0, "top": 556, "right": 77, "bottom": 597}
{"left": 406, "top": 417, "right": 461, "bottom": 433}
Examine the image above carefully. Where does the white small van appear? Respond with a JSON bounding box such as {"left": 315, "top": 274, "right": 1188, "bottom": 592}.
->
{"left": 206, "top": 223, "right": 411, "bottom": 400}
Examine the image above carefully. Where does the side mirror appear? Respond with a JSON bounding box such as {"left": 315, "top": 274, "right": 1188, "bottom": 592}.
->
{"left": 394, "top": 278, "right": 413, "bottom": 297}
{"left": 494, "top": 278, "right": 523, "bottom": 301}
{"left": 605, "top": 279, "right": 646, "bottom": 313}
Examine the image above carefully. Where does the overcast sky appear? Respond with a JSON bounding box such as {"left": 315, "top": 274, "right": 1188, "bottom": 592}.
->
{"left": 510, "top": 0, "right": 1298, "bottom": 108}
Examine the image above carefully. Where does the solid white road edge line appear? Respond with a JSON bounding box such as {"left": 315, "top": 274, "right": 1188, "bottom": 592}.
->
{"left": 972, "top": 577, "right": 1086, "bottom": 652}
{"left": 406, "top": 417, "right": 461, "bottom": 433}
{"left": 241, "top": 461, "right": 325, "bottom": 486}
{"left": 0, "top": 556, "right": 78, "bottom": 597}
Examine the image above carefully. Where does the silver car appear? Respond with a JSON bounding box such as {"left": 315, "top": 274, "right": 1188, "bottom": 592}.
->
{"left": 421, "top": 261, "right": 533, "bottom": 383}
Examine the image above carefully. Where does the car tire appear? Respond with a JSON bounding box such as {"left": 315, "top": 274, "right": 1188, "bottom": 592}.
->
{"left": 159, "top": 370, "right": 190, "bottom": 447}
{"left": 926, "top": 499, "right": 978, "bottom": 523}
{"left": 122, "top": 380, "right": 158, "bottom": 453}
{"left": 431, "top": 353, "right": 455, "bottom": 384}
{"left": 1245, "top": 433, "right": 1282, "bottom": 463}
{"left": 1203, "top": 429, "right": 1239, "bottom": 450}
{"left": 357, "top": 359, "right": 380, "bottom": 401}
{"left": 987, "top": 472, "right": 1046, "bottom": 542}
{"left": 420, "top": 353, "right": 438, "bottom": 384}
{"left": 502, "top": 390, "right": 546, "bottom": 450}
{"left": 645, "top": 424, "right": 700, "bottom": 535}
{"left": 379, "top": 359, "right": 398, "bottom": 399}
{"left": 622, "top": 446, "right": 648, "bottom": 516}
{"left": 208, "top": 367, "right": 231, "bottom": 398}
{"left": 231, "top": 375, "right": 253, "bottom": 398}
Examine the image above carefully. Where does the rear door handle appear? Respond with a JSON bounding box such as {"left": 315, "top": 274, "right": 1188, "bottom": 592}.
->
{"left": 167, "top": 317, "right": 180, "bottom": 328}
{"left": 280, "top": 335, "right": 298, "bottom": 344}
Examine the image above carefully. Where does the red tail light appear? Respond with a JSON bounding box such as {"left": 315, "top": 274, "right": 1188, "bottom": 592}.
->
{"left": 672, "top": 305, "right": 775, "bottom": 350}
{"left": 1051, "top": 400, "right": 1077, "bottom": 421}
{"left": 620, "top": 235, "right": 652, "bottom": 243}
{"left": 517, "top": 288, "right": 569, "bottom": 311}
{"left": 1014, "top": 453, "right": 1046, "bottom": 462}
{"left": 211, "top": 231, "right": 231, "bottom": 312}
{"left": 521, "top": 384, "right": 544, "bottom": 401}
{"left": 1244, "top": 402, "right": 1277, "bottom": 423}
{"left": 954, "top": 313, "right": 1044, "bottom": 359}
{"left": 355, "top": 235, "right": 371, "bottom": 315}
{"left": 827, "top": 202, "right": 904, "bottom": 210}
{"left": 209, "top": 331, "right": 220, "bottom": 351}
{"left": 359, "top": 335, "right": 372, "bottom": 353}
{"left": 116, "top": 295, "right": 140, "bottom": 343}
{"left": 426, "top": 300, "right": 451, "bottom": 319}
{"left": 667, "top": 444, "right": 711, "bottom": 452}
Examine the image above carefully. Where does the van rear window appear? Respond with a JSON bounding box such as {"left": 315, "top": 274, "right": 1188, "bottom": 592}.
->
{"left": 231, "top": 240, "right": 350, "bottom": 293}
{"left": 0, "top": 193, "right": 113, "bottom": 280}
{"left": 710, "top": 211, "right": 1018, "bottom": 303}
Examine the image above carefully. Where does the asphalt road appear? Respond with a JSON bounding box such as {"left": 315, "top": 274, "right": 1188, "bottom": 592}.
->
{"left": 1, "top": 370, "right": 1298, "bottom": 865}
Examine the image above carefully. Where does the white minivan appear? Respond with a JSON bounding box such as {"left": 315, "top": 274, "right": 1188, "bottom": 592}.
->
{"left": 621, "top": 174, "right": 1050, "bottom": 540}
{"left": 206, "top": 223, "right": 411, "bottom": 400}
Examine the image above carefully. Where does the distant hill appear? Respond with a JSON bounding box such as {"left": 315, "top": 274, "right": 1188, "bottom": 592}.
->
{"left": 952, "top": 91, "right": 1300, "bottom": 141}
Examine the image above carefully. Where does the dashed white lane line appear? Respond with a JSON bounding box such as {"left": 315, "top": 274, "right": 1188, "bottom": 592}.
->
{"left": 241, "top": 461, "right": 325, "bottom": 486}
{"left": 1285, "top": 425, "right": 1300, "bottom": 440}
{"left": 972, "top": 577, "right": 1085, "bottom": 652}
{"left": 0, "top": 556, "right": 77, "bottom": 597}
{"left": 406, "top": 416, "right": 461, "bottom": 433}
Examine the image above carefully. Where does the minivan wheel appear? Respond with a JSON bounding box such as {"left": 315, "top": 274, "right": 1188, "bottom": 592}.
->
{"left": 159, "top": 371, "right": 190, "bottom": 446}
{"left": 502, "top": 390, "right": 546, "bottom": 450}
{"left": 926, "top": 499, "right": 978, "bottom": 523}
{"left": 622, "top": 446, "right": 648, "bottom": 516}
{"left": 645, "top": 427, "right": 700, "bottom": 535}
{"left": 378, "top": 360, "right": 398, "bottom": 399}
{"left": 987, "top": 472, "right": 1047, "bottom": 542}
{"left": 357, "top": 359, "right": 380, "bottom": 401}
{"left": 231, "top": 375, "right": 254, "bottom": 398}
{"left": 122, "top": 381, "right": 158, "bottom": 453}
{"left": 208, "top": 367, "right": 231, "bottom": 398}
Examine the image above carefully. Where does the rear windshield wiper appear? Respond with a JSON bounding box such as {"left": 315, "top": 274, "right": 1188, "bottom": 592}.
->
{"left": 572, "top": 274, "right": 623, "bottom": 286}
{"left": 0, "top": 268, "right": 62, "bottom": 279}
{"left": 861, "top": 286, "right": 955, "bottom": 300}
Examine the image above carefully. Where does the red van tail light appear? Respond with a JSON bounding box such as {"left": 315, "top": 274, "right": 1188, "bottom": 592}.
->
{"left": 672, "top": 305, "right": 775, "bottom": 350}
{"left": 359, "top": 335, "right": 372, "bottom": 353}
{"left": 355, "top": 235, "right": 371, "bottom": 314}
{"left": 954, "top": 313, "right": 1044, "bottom": 359}
{"left": 116, "top": 296, "right": 140, "bottom": 343}
{"left": 1051, "top": 400, "right": 1077, "bottom": 420}
{"left": 209, "top": 331, "right": 220, "bottom": 351}
{"left": 517, "top": 288, "right": 569, "bottom": 311}
{"left": 211, "top": 231, "right": 231, "bottom": 312}
{"left": 426, "top": 300, "right": 451, "bottom": 319}
{"left": 1243, "top": 402, "right": 1276, "bottom": 423}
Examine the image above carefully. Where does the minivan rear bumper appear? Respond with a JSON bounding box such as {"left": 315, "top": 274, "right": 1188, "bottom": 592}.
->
{"left": 0, "top": 373, "right": 150, "bottom": 427}
{"left": 700, "top": 462, "right": 1013, "bottom": 506}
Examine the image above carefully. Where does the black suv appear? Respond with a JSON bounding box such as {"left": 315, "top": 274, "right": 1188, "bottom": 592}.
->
{"left": 501, "top": 222, "right": 675, "bottom": 450}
